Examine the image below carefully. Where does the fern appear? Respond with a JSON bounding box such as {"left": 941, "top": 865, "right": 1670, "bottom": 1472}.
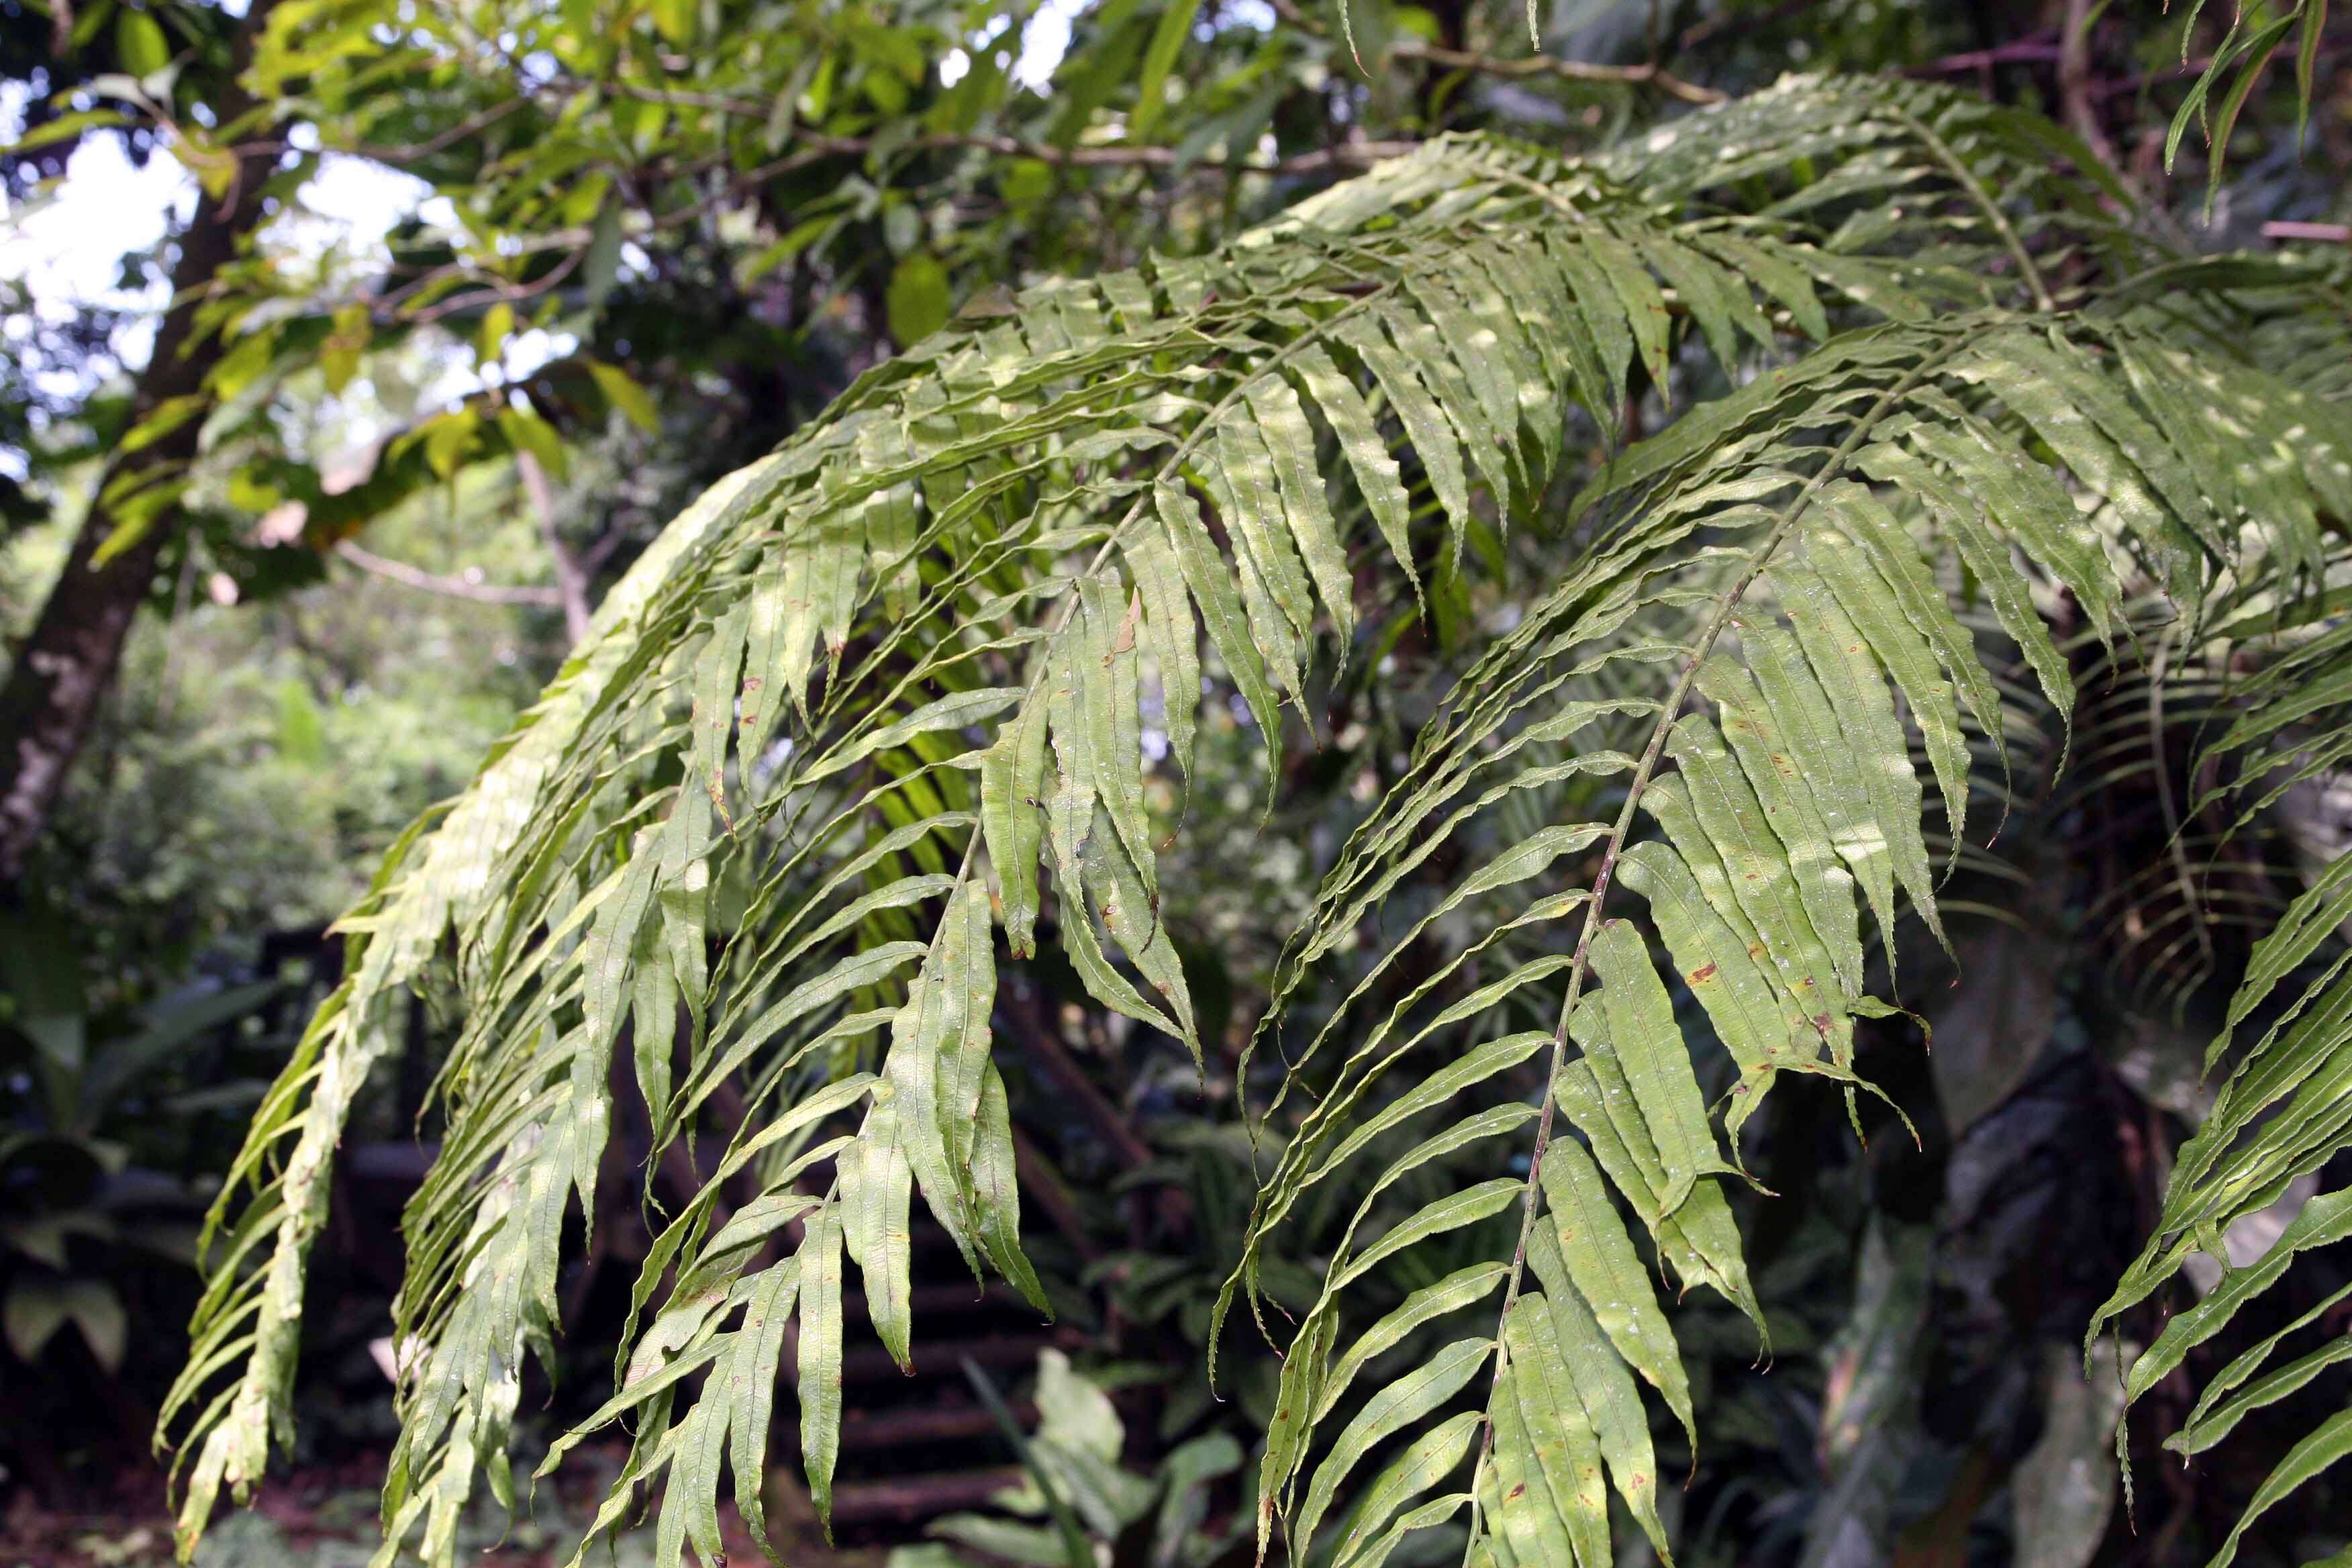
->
{"left": 160, "top": 75, "right": 2352, "bottom": 1567}
{"left": 2086, "top": 253, "right": 2352, "bottom": 1563}
{"left": 2166, "top": 0, "right": 2337, "bottom": 207}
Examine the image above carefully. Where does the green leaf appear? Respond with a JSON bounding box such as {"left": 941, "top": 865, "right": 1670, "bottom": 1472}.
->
{"left": 1, "top": 106, "right": 131, "bottom": 154}
{"left": 115, "top": 9, "right": 169, "bottom": 78}
{"left": 1689, "top": 663, "right": 1865, "bottom": 995}
{"left": 497, "top": 405, "right": 567, "bottom": 481}
{"left": 888, "top": 252, "right": 953, "bottom": 348}
{"left": 476, "top": 301, "right": 513, "bottom": 368}
{"left": 840, "top": 1095, "right": 917, "bottom": 1369}
{"left": 982, "top": 686, "right": 1052, "bottom": 957}
{"left": 1554, "top": 1057, "right": 1763, "bottom": 1337}
{"left": 1337, "top": 314, "right": 1475, "bottom": 552}
{"left": 1522, "top": 1242, "right": 1671, "bottom": 1558}
{"left": 1327, "top": 1410, "right": 1483, "bottom": 1567}
{"left": 1618, "top": 838, "right": 1812, "bottom": 1134}
{"left": 5, "top": 1276, "right": 127, "bottom": 1371}
{"left": 1487, "top": 1295, "right": 1610, "bottom": 1568}
{"left": 1291, "top": 344, "right": 1419, "bottom": 595}
{"left": 1536, "top": 1137, "right": 1694, "bottom": 1450}
{"left": 1571, "top": 916, "right": 1732, "bottom": 1216}
{"left": 588, "top": 360, "right": 660, "bottom": 434}
{"left": 1736, "top": 624, "right": 1901, "bottom": 964}
{"left": 797, "top": 1204, "right": 845, "bottom": 1536}
{"left": 584, "top": 197, "right": 624, "bottom": 307}
{"left": 1345, "top": 1492, "right": 1472, "bottom": 1568}
{"left": 1334, "top": 1173, "right": 1527, "bottom": 1292}
{"left": 2203, "top": 1407, "right": 2352, "bottom": 1568}
{"left": 877, "top": 880, "right": 993, "bottom": 1278}
{"left": 2169, "top": 1332, "right": 2352, "bottom": 1458}
{"left": 1315, "top": 1264, "right": 1510, "bottom": 1425}
{"left": 1293, "top": 1337, "right": 1493, "bottom": 1555}
{"left": 1246, "top": 377, "right": 1357, "bottom": 646}
{"left": 650, "top": 0, "right": 695, "bottom": 44}
{"left": 2118, "top": 1191, "right": 2352, "bottom": 1409}
{"left": 1129, "top": 0, "right": 1201, "bottom": 140}
{"left": 1769, "top": 562, "right": 1945, "bottom": 951}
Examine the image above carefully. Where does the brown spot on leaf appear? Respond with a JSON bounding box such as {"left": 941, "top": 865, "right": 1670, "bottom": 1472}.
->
{"left": 1108, "top": 590, "right": 1141, "bottom": 661}
{"left": 1688, "top": 962, "right": 1718, "bottom": 983}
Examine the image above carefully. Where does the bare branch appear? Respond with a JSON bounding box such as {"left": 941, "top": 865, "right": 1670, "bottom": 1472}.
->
{"left": 334, "top": 539, "right": 563, "bottom": 606}
{"left": 2059, "top": 0, "right": 2120, "bottom": 172}
{"left": 2265, "top": 221, "right": 2352, "bottom": 242}
{"left": 516, "top": 450, "right": 593, "bottom": 644}
{"left": 1386, "top": 39, "right": 1726, "bottom": 103}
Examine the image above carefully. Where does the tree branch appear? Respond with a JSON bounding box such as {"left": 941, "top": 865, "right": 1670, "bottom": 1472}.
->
{"left": 515, "top": 450, "right": 593, "bottom": 644}
{"left": 2265, "top": 221, "right": 2352, "bottom": 242}
{"left": 334, "top": 540, "right": 562, "bottom": 606}
{"left": 1909, "top": 36, "right": 2061, "bottom": 75}
{"left": 1386, "top": 39, "right": 1725, "bottom": 103}
{"left": 2059, "top": 0, "right": 2120, "bottom": 172}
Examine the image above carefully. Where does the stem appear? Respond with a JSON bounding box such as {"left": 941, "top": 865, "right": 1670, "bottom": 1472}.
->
{"left": 518, "top": 450, "right": 595, "bottom": 646}
{"left": 2058, "top": 0, "right": 2123, "bottom": 175}
{"left": 1890, "top": 103, "right": 2057, "bottom": 313}
{"left": 334, "top": 540, "right": 567, "bottom": 608}
{"left": 1388, "top": 38, "right": 1726, "bottom": 104}
{"left": 2147, "top": 628, "right": 2218, "bottom": 971}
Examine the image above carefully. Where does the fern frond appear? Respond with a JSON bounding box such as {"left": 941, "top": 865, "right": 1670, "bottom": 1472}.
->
{"left": 158, "top": 103, "right": 1930, "bottom": 1567}
{"left": 2086, "top": 271, "right": 2352, "bottom": 1554}
{"left": 2091, "top": 840, "right": 2352, "bottom": 1563}
{"left": 159, "top": 72, "right": 2352, "bottom": 1568}
{"left": 2165, "top": 0, "right": 2335, "bottom": 208}
{"left": 1226, "top": 303, "right": 2352, "bottom": 1564}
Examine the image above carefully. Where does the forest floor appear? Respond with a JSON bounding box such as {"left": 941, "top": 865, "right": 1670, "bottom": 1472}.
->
{"left": 0, "top": 1453, "right": 893, "bottom": 1567}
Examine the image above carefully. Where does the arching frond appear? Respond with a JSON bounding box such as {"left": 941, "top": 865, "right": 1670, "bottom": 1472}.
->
{"left": 1223, "top": 301, "right": 2352, "bottom": 1563}
{"left": 159, "top": 72, "right": 2352, "bottom": 1568}
{"left": 2088, "top": 263, "right": 2352, "bottom": 1558}
{"left": 2092, "top": 831, "right": 2352, "bottom": 1566}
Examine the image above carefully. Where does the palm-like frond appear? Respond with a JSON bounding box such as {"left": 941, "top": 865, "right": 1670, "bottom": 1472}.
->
{"left": 2086, "top": 258, "right": 2352, "bottom": 1564}
{"left": 1229, "top": 300, "right": 2352, "bottom": 1563}
{"left": 160, "top": 73, "right": 2352, "bottom": 1568}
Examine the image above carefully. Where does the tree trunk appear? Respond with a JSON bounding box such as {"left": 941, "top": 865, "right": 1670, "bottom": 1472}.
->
{"left": 0, "top": 3, "right": 279, "bottom": 890}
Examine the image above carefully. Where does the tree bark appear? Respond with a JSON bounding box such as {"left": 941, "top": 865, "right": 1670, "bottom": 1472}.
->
{"left": 0, "top": 3, "right": 279, "bottom": 890}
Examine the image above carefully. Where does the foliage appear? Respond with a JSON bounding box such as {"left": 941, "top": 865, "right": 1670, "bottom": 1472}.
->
{"left": 2090, "top": 376, "right": 2352, "bottom": 1565}
{"left": 892, "top": 1349, "right": 1248, "bottom": 1568}
{"left": 6, "top": 0, "right": 2340, "bottom": 632}
{"left": 2168, "top": 0, "right": 2339, "bottom": 207}
{"left": 144, "top": 52, "right": 2352, "bottom": 1568}
{"left": 1, "top": 908, "right": 280, "bottom": 1384}
{"left": 8, "top": 0, "right": 1426, "bottom": 605}
{"left": 0, "top": 396, "right": 555, "bottom": 1458}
